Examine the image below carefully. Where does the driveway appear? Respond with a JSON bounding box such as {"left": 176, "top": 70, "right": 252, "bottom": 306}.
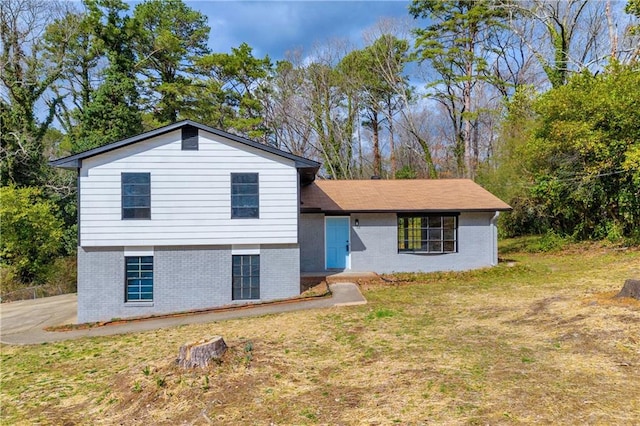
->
{"left": 0, "top": 283, "right": 366, "bottom": 345}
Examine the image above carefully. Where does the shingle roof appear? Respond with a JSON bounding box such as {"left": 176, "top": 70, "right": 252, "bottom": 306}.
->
{"left": 300, "top": 179, "right": 511, "bottom": 213}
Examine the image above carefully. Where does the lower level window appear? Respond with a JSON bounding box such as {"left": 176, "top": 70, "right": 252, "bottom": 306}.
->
{"left": 232, "top": 255, "right": 260, "bottom": 300}
{"left": 125, "top": 256, "right": 153, "bottom": 301}
{"left": 398, "top": 214, "right": 457, "bottom": 253}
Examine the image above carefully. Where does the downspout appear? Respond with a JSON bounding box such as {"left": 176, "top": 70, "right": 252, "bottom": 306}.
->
{"left": 490, "top": 211, "right": 500, "bottom": 266}
{"left": 77, "top": 160, "right": 82, "bottom": 249}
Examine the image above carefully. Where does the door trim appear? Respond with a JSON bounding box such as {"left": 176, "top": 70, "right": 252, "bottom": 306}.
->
{"left": 324, "top": 216, "right": 351, "bottom": 270}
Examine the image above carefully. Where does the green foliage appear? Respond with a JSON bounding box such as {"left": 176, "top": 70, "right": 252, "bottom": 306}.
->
{"left": 395, "top": 165, "right": 418, "bottom": 179}
{"left": 340, "top": 35, "right": 410, "bottom": 177}
{"left": 626, "top": 0, "right": 640, "bottom": 34}
{"left": 0, "top": 0, "right": 69, "bottom": 187}
{"left": 44, "top": 10, "right": 102, "bottom": 149}
{"left": 133, "top": 0, "right": 210, "bottom": 125}
{"left": 155, "top": 375, "right": 166, "bottom": 388}
{"left": 306, "top": 61, "right": 352, "bottom": 179}
{"left": 366, "top": 308, "right": 397, "bottom": 321}
{"left": 193, "top": 43, "right": 272, "bottom": 139}
{"left": 499, "top": 235, "right": 568, "bottom": 254}
{"left": 528, "top": 64, "right": 640, "bottom": 239}
{"left": 477, "top": 87, "right": 539, "bottom": 236}
{"left": 486, "top": 63, "right": 640, "bottom": 240}
{"left": 410, "top": 0, "right": 508, "bottom": 177}
{"left": 244, "top": 340, "right": 254, "bottom": 364}
{"left": 75, "top": 0, "right": 143, "bottom": 152}
{"left": 0, "top": 186, "right": 64, "bottom": 284}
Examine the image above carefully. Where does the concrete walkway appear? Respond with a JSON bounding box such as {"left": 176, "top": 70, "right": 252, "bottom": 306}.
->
{"left": 0, "top": 283, "right": 366, "bottom": 345}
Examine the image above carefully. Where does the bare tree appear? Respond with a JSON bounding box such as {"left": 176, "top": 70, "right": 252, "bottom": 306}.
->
{"left": 364, "top": 18, "right": 438, "bottom": 178}
{"left": 261, "top": 51, "right": 316, "bottom": 157}
{"left": 0, "top": 0, "right": 73, "bottom": 186}
{"left": 505, "top": 0, "right": 613, "bottom": 87}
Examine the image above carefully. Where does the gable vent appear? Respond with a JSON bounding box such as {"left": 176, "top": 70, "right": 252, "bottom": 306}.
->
{"left": 181, "top": 125, "right": 199, "bottom": 150}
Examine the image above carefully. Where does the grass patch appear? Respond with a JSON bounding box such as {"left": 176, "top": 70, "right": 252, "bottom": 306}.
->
{"left": 1, "top": 240, "right": 639, "bottom": 424}
{"left": 499, "top": 233, "right": 570, "bottom": 253}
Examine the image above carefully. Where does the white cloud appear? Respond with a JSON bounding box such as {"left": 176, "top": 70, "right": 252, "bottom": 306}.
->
{"left": 187, "top": 0, "right": 411, "bottom": 58}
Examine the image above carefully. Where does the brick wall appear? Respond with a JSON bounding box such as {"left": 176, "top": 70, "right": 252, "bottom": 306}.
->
{"left": 299, "top": 213, "right": 325, "bottom": 272}
{"left": 261, "top": 244, "right": 300, "bottom": 299}
{"left": 349, "top": 212, "right": 497, "bottom": 273}
{"left": 77, "top": 244, "right": 300, "bottom": 323}
{"left": 298, "top": 212, "right": 499, "bottom": 275}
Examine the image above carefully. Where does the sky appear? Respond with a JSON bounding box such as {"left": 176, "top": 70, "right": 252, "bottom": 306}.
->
{"left": 185, "top": 1, "right": 413, "bottom": 59}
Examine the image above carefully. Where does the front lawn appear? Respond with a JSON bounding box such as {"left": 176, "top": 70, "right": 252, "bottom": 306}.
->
{"left": 1, "top": 241, "right": 639, "bottom": 424}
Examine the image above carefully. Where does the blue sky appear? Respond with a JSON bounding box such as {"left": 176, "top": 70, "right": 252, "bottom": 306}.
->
{"left": 185, "top": 1, "right": 412, "bottom": 59}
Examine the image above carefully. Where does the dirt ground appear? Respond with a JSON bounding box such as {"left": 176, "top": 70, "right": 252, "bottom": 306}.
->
{"left": 1, "top": 243, "right": 639, "bottom": 425}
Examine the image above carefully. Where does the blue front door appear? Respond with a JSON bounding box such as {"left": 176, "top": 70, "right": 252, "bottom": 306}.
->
{"left": 326, "top": 217, "right": 350, "bottom": 269}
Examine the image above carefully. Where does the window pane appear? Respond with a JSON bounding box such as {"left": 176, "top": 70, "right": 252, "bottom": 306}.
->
{"left": 123, "top": 207, "right": 150, "bottom": 219}
{"left": 123, "top": 195, "right": 151, "bottom": 208}
{"left": 232, "top": 255, "right": 259, "bottom": 300}
{"left": 122, "top": 173, "right": 150, "bottom": 220}
{"left": 443, "top": 216, "right": 455, "bottom": 228}
{"left": 233, "top": 183, "right": 258, "bottom": 195}
{"left": 232, "top": 207, "right": 258, "bottom": 218}
{"left": 232, "top": 195, "right": 258, "bottom": 208}
{"left": 123, "top": 185, "right": 149, "bottom": 196}
{"left": 125, "top": 256, "right": 153, "bottom": 302}
{"left": 232, "top": 173, "right": 258, "bottom": 184}
{"left": 428, "top": 216, "right": 441, "bottom": 228}
{"left": 123, "top": 174, "right": 149, "bottom": 185}
{"left": 231, "top": 174, "right": 259, "bottom": 218}
{"left": 398, "top": 215, "right": 457, "bottom": 253}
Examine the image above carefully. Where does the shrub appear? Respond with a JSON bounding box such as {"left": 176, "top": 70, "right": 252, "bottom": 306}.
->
{"left": 0, "top": 186, "right": 63, "bottom": 284}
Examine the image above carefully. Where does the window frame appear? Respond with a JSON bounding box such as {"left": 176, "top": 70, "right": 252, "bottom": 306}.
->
{"left": 230, "top": 173, "right": 259, "bottom": 219}
{"left": 232, "top": 254, "right": 260, "bottom": 300}
{"left": 121, "top": 172, "right": 151, "bottom": 220}
{"left": 397, "top": 213, "right": 458, "bottom": 254}
{"left": 181, "top": 125, "right": 199, "bottom": 150}
{"left": 125, "top": 256, "right": 154, "bottom": 302}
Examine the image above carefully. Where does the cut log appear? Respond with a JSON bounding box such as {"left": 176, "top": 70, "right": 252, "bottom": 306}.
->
{"left": 615, "top": 279, "right": 640, "bottom": 300}
{"left": 177, "top": 336, "right": 227, "bottom": 368}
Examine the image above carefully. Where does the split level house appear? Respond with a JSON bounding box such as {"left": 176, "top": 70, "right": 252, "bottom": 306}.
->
{"left": 50, "top": 120, "right": 512, "bottom": 323}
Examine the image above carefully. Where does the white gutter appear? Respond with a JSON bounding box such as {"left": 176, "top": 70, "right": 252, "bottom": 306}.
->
{"left": 490, "top": 211, "right": 500, "bottom": 266}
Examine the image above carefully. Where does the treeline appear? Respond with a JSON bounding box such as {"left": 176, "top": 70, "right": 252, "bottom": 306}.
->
{"left": 1, "top": 0, "right": 639, "bottom": 292}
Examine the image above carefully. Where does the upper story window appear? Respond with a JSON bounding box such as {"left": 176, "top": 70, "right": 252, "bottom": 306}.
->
{"left": 122, "top": 173, "right": 151, "bottom": 219}
{"left": 398, "top": 214, "right": 457, "bottom": 253}
{"left": 231, "top": 173, "right": 259, "bottom": 218}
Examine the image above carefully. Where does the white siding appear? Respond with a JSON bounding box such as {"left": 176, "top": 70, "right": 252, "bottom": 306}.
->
{"left": 80, "top": 129, "right": 299, "bottom": 246}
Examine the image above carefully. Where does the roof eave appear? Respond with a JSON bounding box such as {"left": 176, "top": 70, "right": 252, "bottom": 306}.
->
{"left": 48, "top": 120, "right": 321, "bottom": 171}
{"left": 48, "top": 158, "right": 80, "bottom": 169}
{"left": 301, "top": 207, "right": 512, "bottom": 214}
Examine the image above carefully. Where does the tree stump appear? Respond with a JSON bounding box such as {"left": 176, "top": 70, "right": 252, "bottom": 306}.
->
{"left": 615, "top": 279, "right": 640, "bottom": 300}
{"left": 177, "top": 336, "right": 227, "bottom": 368}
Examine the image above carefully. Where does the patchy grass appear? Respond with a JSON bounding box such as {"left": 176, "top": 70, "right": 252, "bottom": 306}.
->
{"left": 2, "top": 241, "right": 640, "bottom": 424}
